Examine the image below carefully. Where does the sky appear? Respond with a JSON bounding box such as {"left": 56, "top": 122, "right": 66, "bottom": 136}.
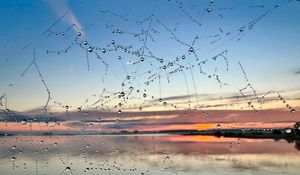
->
{"left": 0, "top": 0, "right": 300, "bottom": 132}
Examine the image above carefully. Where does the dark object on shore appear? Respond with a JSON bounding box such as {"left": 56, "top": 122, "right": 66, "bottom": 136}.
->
{"left": 272, "top": 129, "right": 282, "bottom": 135}
{"left": 185, "top": 126, "right": 300, "bottom": 140}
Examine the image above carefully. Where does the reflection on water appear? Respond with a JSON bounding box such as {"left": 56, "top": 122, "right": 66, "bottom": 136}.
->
{"left": 0, "top": 135, "right": 300, "bottom": 175}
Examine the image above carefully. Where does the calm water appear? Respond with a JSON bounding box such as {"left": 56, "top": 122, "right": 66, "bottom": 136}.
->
{"left": 0, "top": 135, "right": 300, "bottom": 175}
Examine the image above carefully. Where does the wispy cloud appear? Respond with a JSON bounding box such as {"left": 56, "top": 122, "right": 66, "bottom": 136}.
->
{"left": 0, "top": 111, "right": 65, "bottom": 122}
{"left": 44, "top": 0, "right": 84, "bottom": 35}
{"left": 151, "top": 94, "right": 198, "bottom": 102}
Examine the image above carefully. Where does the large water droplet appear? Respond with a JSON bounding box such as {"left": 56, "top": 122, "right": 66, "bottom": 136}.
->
{"left": 117, "top": 110, "right": 122, "bottom": 114}
{"left": 120, "top": 92, "right": 125, "bottom": 97}
{"left": 21, "top": 119, "right": 27, "bottom": 125}
{"left": 65, "top": 167, "right": 71, "bottom": 172}
{"left": 285, "top": 128, "right": 292, "bottom": 134}
{"left": 88, "top": 47, "right": 93, "bottom": 52}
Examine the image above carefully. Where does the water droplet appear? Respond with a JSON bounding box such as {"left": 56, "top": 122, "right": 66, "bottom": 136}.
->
{"left": 216, "top": 124, "right": 221, "bottom": 129}
{"left": 102, "top": 48, "right": 106, "bottom": 53}
{"left": 65, "top": 167, "right": 71, "bottom": 172}
{"left": 21, "top": 119, "right": 27, "bottom": 125}
{"left": 285, "top": 128, "right": 292, "bottom": 134}
{"left": 291, "top": 109, "right": 296, "bottom": 114}
{"left": 83, "top": 41, "right": 88, "bottom": 45}
{"left": 11, "top": 157, "right": 16, "bottom": 161}
{"left": 120, "top": 92, "right": 125, "bottom": 97}
{"left": 88, "top": 47, "right": 93, "bottom": 52}
{"left": 117, "top": 110, "right": 122, "bottom": 114}
{"left": 159, "top": 98, "right": 163, "bottom": 102}
{"left": 140, "top": 57, "right": 144, "bottom": 61}
{"left": 143, "top": 93, "right": 147, "bottom": 98}
{"left": 163, "top": 102, "right": 167, "bottom": 106}
{"left": 189, "top": 47, "right": 194, "bottom": 52}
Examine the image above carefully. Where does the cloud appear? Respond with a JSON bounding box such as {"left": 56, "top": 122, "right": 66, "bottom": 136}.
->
{"left": 21, "top": 106, "right": 55, "bottom": 115}
{"left": 44, "top": 0, "right": 84, "bottom": 35}
{"left": 61, "top": 108, "right": 300, "bottom": 131}
{"left": 103, "top": 121, "right": 197, "bottom": 130}
{"left": 1, "top": 109, "right": 299, "bottom": 132}
{"left": 151, "top": 94, "right": 196, "bottom": 102}
{"left": 151, "top": 93, "right": 215, "bottom": 102}
{"left": 295, "top": 70, "right": 300, "bottom": 75}
{"left": 0, "top": 111, "right": 65, "bottom": 122}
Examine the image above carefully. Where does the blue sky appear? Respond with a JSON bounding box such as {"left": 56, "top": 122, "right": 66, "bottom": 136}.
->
{"left": 0, "top": 0, "right": 300, "bottom": 112}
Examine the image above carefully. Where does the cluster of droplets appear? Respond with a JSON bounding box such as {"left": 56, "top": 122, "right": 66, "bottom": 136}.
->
{"left": 277, "top": 93, "right": 296, "bottom": 114}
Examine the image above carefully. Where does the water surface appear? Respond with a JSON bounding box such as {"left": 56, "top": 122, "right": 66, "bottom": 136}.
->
{"left": 0, "top": 135, "right": 299, "bottom": 175}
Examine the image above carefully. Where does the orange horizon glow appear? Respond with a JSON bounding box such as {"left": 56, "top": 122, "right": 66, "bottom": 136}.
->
{"left": 0, "top": 121, "right": 295, "bottom": 133}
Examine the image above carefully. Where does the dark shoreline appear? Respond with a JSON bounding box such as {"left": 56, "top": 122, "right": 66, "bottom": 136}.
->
{"left": 1, "top": 127, "right": 300, "bottom": 140}
{"left": 183, "top": 128, "right": 300, "bottom": 140}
